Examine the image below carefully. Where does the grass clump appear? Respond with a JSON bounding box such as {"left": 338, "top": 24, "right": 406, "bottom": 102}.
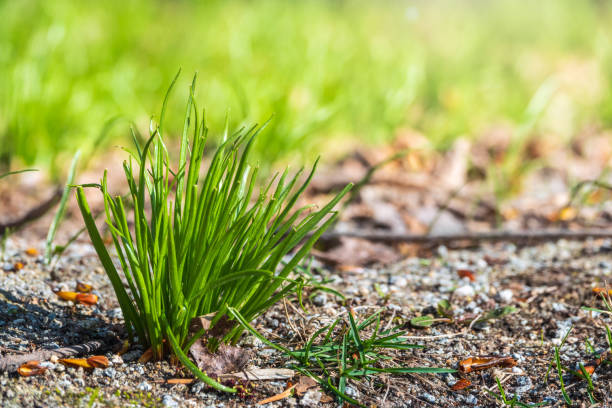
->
{"left": 76, "top": 74, "right": 351, "bottom": 392}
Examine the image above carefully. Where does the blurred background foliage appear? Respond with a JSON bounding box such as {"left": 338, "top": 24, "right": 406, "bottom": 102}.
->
{"left": 1, "top": 0, "right": 611, "bottom": 176}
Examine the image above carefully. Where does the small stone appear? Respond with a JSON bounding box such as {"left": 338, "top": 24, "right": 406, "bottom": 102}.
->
{"left": 312, "top": 293, "right": 327, "bottom": 306}
{"left": 345, "top": 386, "right": 359, "bottom": 399}
{"left": 2, "top": 263, "right": 15, "bottom": 272}
{"left": 465, "top": 394, "right": 478, "bottom": 405}
{"left": 454, "top": 285, "right": 475, "bottom": 298}
{"left": 498, "top": 289, "right": 513, "bottom": 303}
{"left": 162, "top": 394, "right": 179, "bottom": 408}
{"left": 191, "top": 381, "right": 206, "bottom": 394}
{"left": 138, "top": 381, "right": 152, "bottom": 392}
{"left": 5, "top": 388, "right": 15, "bottom": 398}
{"left": 422, "top": 392, "right": 436, "bottom": 404}
{"left": 103, "top": 367, "right": 116, "bottom": 378}
{"left": 122, "top": 350, "right": 141, "bottom": 362}
{"left": 515, "top": 376, "right": 532, "bottom": 394}
{"left": 300, "top": 389, "right": 322, "bottom": 407}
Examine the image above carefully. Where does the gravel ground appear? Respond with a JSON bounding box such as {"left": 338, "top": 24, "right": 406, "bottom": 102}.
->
{"left": 1, "top": 236, "right": 612, "bottom": 407}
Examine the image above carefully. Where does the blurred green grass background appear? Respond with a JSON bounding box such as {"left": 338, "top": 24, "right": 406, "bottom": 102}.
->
{"left": 1, "top": 0, "right": 611, "bottom": 176}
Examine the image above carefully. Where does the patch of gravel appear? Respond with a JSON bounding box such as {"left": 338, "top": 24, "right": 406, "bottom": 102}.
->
{"left": 1, "top": 235, "right": 611, "bottom": 406}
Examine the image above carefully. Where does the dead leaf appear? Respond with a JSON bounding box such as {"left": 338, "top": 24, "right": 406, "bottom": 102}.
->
{"left": 451, "top": 378, "right": 472, "bottom": 391}
{"left": 190, "top": 342, "right": 250, "bottom": 377}
{"left": 592, "top": 287, "right": 612, "bottom": 296}
{"left": 25, "top": 248, "right": 39, "bottom": 256}
{"left": 76, "top": 281, "right": 93, "bottom": 293}
{"left": 220, "top": 368, "right": 296, "bottom": 381}
{"left": 155, "top": 378, "right": 195, "bottom": 384}
{"left": 14, "top": 261, "right": 24, "bottom": 271}
{"left": 138, "top": 347, "right": 154, "bottom": 363}
{"left": 548, "top": 206, "right": 577, "bottom": 222}
{"left": 257, "top": 384, "right": 296, "bottom": 405}
{"left": 457, "top": 269, "right": 476, "bottom": 282}
{"left": 295, "top": 375, "right": 318, "bottom": 396}
{"left": 458, "top": 356, "right": 517, "bottom": 373}
{"left": 189, "top": 313, "right": 215, "bottom": 332}
{"left": 75, "top": 293, "right": 98, "bottom": 306}
{"left": 18, "top": 361, "right": 47, "bottom": 377}
{"left": 55, "top": 291, "right": 78, "bottom": 302}
{"left": 86, "top": 356, "right": 109, "bottom": 368}
{"left": 58, "top": 358, "right": 94, "bottom": 369}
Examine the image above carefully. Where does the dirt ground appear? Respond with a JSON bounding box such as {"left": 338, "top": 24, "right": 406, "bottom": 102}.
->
{"left": 1, "top": 134, "right": 612, "bottom": 407}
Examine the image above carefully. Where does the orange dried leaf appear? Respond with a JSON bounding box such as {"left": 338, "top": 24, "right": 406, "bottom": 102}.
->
{"left": 76, "top": 281, "right": 93, "bottom": 293}
{"left": 558, "top": 207, "right": 577, "bottom": 221}
{"left": 257, "top": 384, "right": 296, "bottom": 405}
{"left": 86, "top": 356, "right": 109, "bottom": 368}
{"left": 457, "top": 269, "right": 476, "bottom": 282}
{"left": 592, "top": 287, "right": 612, "bottom": 296}
{"left": 18, "top": 361, "right": 47, "bottom": 377}
{"left": 138, "top": 347, "right": 154, "bottom": 363}
{"left": 75, "top": 293, "right": 98, "bottom": 306}
{"left": 58, "top": 358, "right": 93, "bottom": 369}
{"left": 55, "top": 291, "right": 78, "bottom": 302}
{"left": 14, "top": 262, "right": 24, "bottom": 271}
{"left": 582, "top": 365, "right": 595, "bottom": 375}
{"left": 25, "top": 248, "right": 39, "bottom": 256}
{"left": 165, "top": 378, "right": 195, "bottom": 384}
{"left": 459, "top": 356, "right": 517, "bottom": 373}
{"left": 451, "top": 378, "right": 472, "bottom": 391}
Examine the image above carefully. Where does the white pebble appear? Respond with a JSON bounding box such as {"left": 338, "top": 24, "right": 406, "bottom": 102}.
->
{"left": 454, "top": 285, "right": 475, "bottom": 298}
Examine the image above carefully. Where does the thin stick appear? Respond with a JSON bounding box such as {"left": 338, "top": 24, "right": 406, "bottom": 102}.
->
{"left": 0, "top": 340, "right": 107, "bottom": 372}
{"left": 0, "top": 187, "right": 63, "bottom": 235}
{"left": 319, "top": 229, "right": 612, "bottom": 245}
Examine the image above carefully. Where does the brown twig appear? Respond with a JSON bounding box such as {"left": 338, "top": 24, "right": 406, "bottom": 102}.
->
{"left": 319, "top": 229, "right": 612, "bottom": 246}
{"left": 0, "top": 339, "right": 107, "bottom": 372}
{"left": 0, "top": 187, "right": 62, "bottom": 235}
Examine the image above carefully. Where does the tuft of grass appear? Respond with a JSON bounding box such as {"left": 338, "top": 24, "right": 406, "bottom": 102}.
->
{"left": 76, "top": 73, "right": 351, "bottom": 392}
{"left": 485, "top": 377, "right": 548, "bottom": 407}
{"left": 230, "top": 307, "right": 455, "bottom": 406}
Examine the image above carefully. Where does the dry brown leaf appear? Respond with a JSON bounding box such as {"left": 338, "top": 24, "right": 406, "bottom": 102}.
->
{"left": 75, "top": 293, "right": 98, "bottom": 306}
{"left": 55, "top": 291, "right": 78, "bottom": 302}
{"left": 14, "top": 261, "right": 24, "bottom": 271}
{"left": 76, "top": 281, "right": 93, "bottom": 293}
{"left": 457, "top": 269, "right": 476, "bottom": 282}
{"left": 86, "top": 356, "right": 109, "bottom": 368}
{"left": 58, "top": 358, "right": 93, "bottom": 369}
{"left": 294, "top": 375, "right": 318, "bottom": 396}
{"left": 451, "top": 378, "right": 472, "bottom": 391}
{"left": 220, "top": 368, "right": 295, "bottom": 381}
{"left": 256, "top": 384, "right": 296, "bottom": 405}
{"left": 190, "top": 342, "right": 250, "bottom": 377}
{"left": 592, "top": 287, "right": 612, "bottom": 296}
{"left": 25, "top": 248, "right": 39, "bottom": 256}
{"left": 313, "top": 236, "right": 400, "bottom": 267}
{"left": 162, "top": 378, "right": 195, "bottom": 384}
{"left": 458, "top": 356, "right": 517, "bottom": 373}
{"left": 18, "top": 361, "right": 47, "bottom": 377}
{"left": 138, "top": 347, "right": 154, "bottom": 363}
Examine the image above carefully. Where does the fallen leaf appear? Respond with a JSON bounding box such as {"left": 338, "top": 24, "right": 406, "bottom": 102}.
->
{"left": 592, "top": 287, "right": 612, "bottom": 296}
{"left": 75, "top": 281, "right": 93, "bottom": 293}
{"left": 451, "top": 378, "right": 472, "bottom": 391}
{"left": 58, "top": 358, "right": 94, "bottom": 369}
{"left": 548, "top": 206, "right": 577, "bottom": 222}
{"left": 457, "top": 269, "right": 476, "bottom": 282}
{"left": 257, "top": 384, "right": 296, "bottom": 405}
{"left": 55, "top": 291, "right": 78, "bottom": 302}
{"left": 190, "top": 342, "right": 250, "bottom": 377}
{"left": 294, "top": 375, "right": 318, "bottom": 396}
{"left": 313, "top": 237, "right": 401, "bottom": 267}
{"left": 14, "top": 262, "right": 24, "bottom": 270}
{"left": 25, "top": 248, "right": 39, "bottom": 256}
{"left": 155, "top": 378, "right": 195, "bottom": 384}
{"left": 410, "top": 315, "right": 435, "bottom": 327}
{"left": 87, "top": 356, "right": 109, "bottom": 368}
{"left": 220, "top": 368, "right": 296, "bottom": 381}
{"left": 459, "top": 356, "right": 517, "bottom": 373}
{"left": 75, "top": 293, "right": 98, "bottom": 306}
{"left": 138, "top": 347, "right": 154, "bottom": 363}
{"left": 18, "top": 361, "right": 47, "bottom": 377}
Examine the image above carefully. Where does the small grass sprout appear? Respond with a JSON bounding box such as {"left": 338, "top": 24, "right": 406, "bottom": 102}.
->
{"left": 76, "top": 73, "right": 351, "bottom": 393}
{"left": 230, "top": 307, "right": 455, "bottom": 406}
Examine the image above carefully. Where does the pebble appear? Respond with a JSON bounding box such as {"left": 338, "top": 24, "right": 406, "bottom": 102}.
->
{"left": 515, "top": 376, "right": 533, "bottom": 394}
{"left": 421, "top": 393, "right": 436, "bottom": 404}
{"left": 162, "top": 394, "right": 179, "bottom": 407}
{"left": 138, "top": 381, "right": 152, "bottom": 392}
{"left": 312, "top": 293, "right": 327, "bottom": 306}
{"left": 103, "top": 367, "right": 117, "bottom": 378}
{"left": 300, "top": 389, "right": 322, "bottom": 407}
{"left": 454, "top": 285, "right": 475, "bottom": 298}
{"left": 465, "top": 394, "right": 478, "bottom": 405}
{"left": 498, "top": 289, "right": 513, "bottom": 303}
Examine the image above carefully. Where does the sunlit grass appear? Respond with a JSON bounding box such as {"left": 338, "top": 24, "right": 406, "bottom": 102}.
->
{"left": 76, "top": 74, "right": 351, "bottom": 391}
